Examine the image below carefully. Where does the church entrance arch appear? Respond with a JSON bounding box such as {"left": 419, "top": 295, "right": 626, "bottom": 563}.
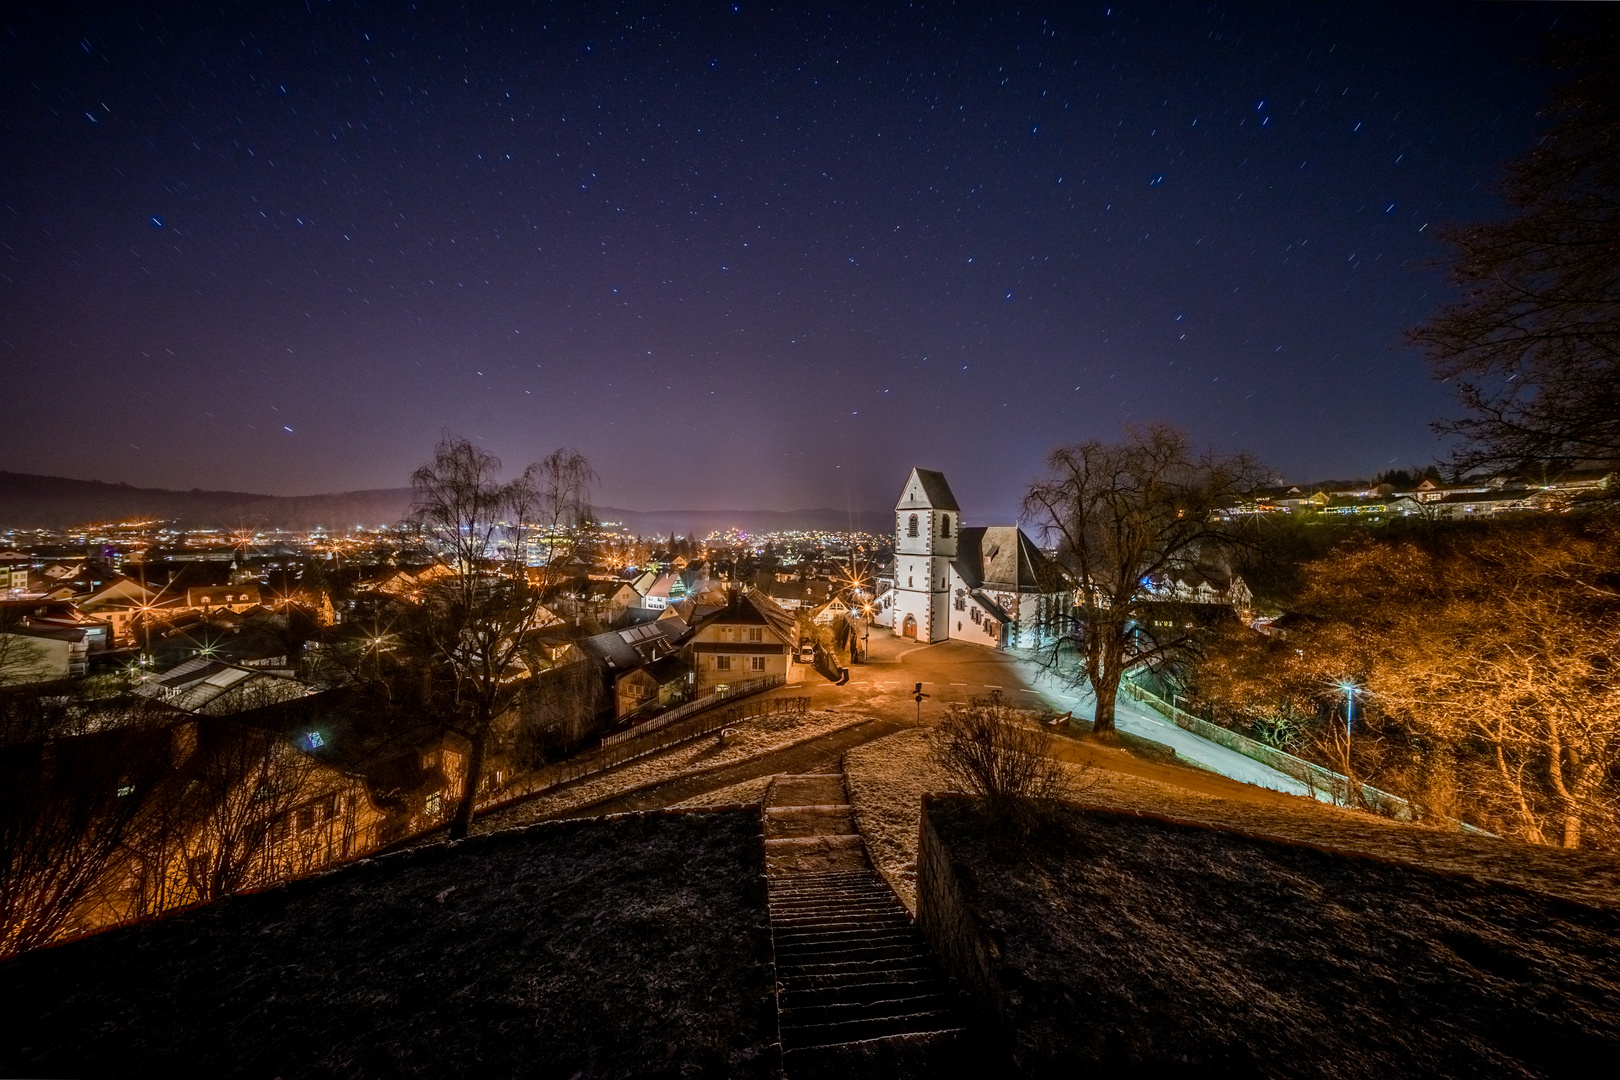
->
{"left": 901, "top": 614, "right": 917, "bottom": 638}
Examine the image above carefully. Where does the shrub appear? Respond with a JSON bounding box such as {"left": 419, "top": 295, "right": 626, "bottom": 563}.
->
{"left": 933, "top": 692, "right": 1067, "bottom": 821}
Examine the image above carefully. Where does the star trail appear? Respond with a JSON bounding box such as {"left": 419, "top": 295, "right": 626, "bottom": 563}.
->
{"left": 0, "top": 2, "right": 1593, "bottom": 518}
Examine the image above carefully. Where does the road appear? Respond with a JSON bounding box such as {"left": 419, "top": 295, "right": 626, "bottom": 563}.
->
{"left": 764, "top": 629, "right": 1324, "bottom": 802}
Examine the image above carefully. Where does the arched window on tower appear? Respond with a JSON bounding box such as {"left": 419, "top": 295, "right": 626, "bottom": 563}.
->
{"left": 907, "top": 514, "right": 919, "bottom": 538}
{"left": 941, "top": 515, "right": 951, "bottom": 538}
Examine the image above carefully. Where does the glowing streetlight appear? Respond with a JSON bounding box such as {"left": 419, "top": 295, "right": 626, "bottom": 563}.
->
{"left": 1337, "top": 679, "right": 1358, "bottom": 738}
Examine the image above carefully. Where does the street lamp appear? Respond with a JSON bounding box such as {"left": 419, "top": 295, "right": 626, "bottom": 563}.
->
{"left": 1337, "top": 679, "right": 1359, "bottom": 804}
{"left": 1337, "top": 680, "right": 1358, "bottom": 741}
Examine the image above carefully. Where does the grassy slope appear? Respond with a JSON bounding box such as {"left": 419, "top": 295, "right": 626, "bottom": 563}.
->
{"left": 927, "top": 797, "right": 1620, "bottom": 1077}
{"left": 0, "top": 809, "right": 777, "bottom": 1080}
{"left": 848, "top": 725, "right": 1620, "bottom": 915}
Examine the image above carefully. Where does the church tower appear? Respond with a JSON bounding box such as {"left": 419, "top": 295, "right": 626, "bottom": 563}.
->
{"left": 892, "top": 468, "right": 958, "bottom": 643}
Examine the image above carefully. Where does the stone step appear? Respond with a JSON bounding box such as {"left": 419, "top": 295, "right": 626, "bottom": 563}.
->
{"left": 770, "top": 877, "right": 881, "bottom": 894}
{"left": 779, "top": 964, "right": 938, "bottom": 990}
{"left": 770, "top": 882, "right": 895, "bottom": 899}
{"left": 770, "top": 899, "right": 900, "bottom": 918}
{"left": 779, "top": 1028, "right": 980, "bottom": 1080}
{"left": 775, "top": 941, "right": 930, "bottom": 968}
{"left": 774, "top": 932, "right": 926, "bottom": 952}
{"left": 778, "top": 950, "right": 938, "bottom": 977}
{"left": 771, "top": 919, "right": 913, "bottom": 932}
{"left": 766, "top": 775, "right": 846, "bottom": 807}
{"left": 780, "top": 991, "right": 959, "bottom": 1030}
{"left": 771, "top": 885, "right": 895, "bottom": 901}
{"left": 764, "top": 815, "right": 858, "bottom": 838}
{"left": 780, "top": 978, "right": 949, "bottom": 1011}
{"left": 770, "top": 877, "right": 893, "bottom": 893}
{"left": 764, "top": 834, "right": 864, "bottom": 850}
{"left": 779, "top": 1007, "right": 963, "bottom": 1051}
{"left": 764, "top": 803, "right": 852, "bottom": 815}
{"left": 774, "top": 925, "right": 919, "bottom": 949}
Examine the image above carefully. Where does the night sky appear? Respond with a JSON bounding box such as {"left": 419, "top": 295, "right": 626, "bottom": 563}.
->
{"left": 0, "top": 3, "right": 1593, "bottom": 521}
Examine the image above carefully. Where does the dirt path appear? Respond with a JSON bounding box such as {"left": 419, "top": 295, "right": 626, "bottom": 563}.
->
{"left": 518, "top": 718, "right": 910, "bottom": 820}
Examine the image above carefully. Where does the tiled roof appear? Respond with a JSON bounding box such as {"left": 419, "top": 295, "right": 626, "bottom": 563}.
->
{"left": 954, "top": 526, "right": 1048, "bottom": 591}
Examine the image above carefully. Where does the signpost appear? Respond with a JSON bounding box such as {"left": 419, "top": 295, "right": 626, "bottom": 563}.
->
{"left": 914, "top": 681, "right": 929, "bottom": 723}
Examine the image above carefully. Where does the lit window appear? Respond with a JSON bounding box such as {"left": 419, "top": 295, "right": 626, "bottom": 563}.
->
{"left": 306, "top": 731, "right": 324, "bottom": 749}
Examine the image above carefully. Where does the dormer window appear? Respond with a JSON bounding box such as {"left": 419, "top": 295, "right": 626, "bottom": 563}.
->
{"left": 907, "top": 514, "right": 919, "bottom": 538}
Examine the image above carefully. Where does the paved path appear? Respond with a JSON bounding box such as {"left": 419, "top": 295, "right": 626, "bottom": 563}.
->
{"left": 765, "top": 630, "right": 1325, "bottom": 802}
{"left": 1000, "top": 655, "right": 1331, "bottom": 802}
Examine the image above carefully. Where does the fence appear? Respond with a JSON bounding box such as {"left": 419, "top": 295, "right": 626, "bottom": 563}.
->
{"left": 1120, "top": 678, "right": 1418, "bottom": 818}
{"left": 601, "top": 674, "right": 785, "bottom": 747}
{"left": 487, "top": 684, "right": 806, "bottom": 806}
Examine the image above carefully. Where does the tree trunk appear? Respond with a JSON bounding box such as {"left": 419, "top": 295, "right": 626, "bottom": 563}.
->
{"left": 1092, "top": 667, "right": 1122, "bottom": 738}
{"left": 448, "top": 726, "right": 488, "bottom": 841}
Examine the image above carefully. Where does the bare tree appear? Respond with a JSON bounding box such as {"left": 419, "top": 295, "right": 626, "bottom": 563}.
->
{"left": 505, "top": 656, "right": 607, "bottom": 772}
{"left": 0, "top": 695, "right": 172, "bottom": 960}
{"left": 1024, "top": 424, "right": 1267, "bottom": 737}
{"left": 1411, "top": 33, "right": 1620, "bottom": 475}
{"left": 934, "top": 692, "right": 1069, "bottom": 821}
{"left": 406, "top": 434, "right": 593, "bottom": 839}
{"left": 168, "top": 721, "right": 321, "bottom": 902}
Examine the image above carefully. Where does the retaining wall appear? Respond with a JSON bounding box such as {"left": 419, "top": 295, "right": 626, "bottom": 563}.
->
{"left": 914, "top": 794, "right": 1011, "bottom": 1045}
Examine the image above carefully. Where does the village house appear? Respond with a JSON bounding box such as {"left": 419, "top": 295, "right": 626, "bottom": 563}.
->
{"left": 132, "top": 657, "right": 313, "bottom": 716}
{"left": 689, "top": 589, "right": 801, "bottom": 695}
{"left": 0, "top": 552, "right": 30, "bottom": 594}
{"left": 185, "top": 584, "right": 263, "bottom": 615}
{"left": 1143, "top": 570, "right": 1254, "bottom": 611}
{"left": 0, "top": 624, "right": 91, "bottom": 682}
{"left": 578, "top": 618, "right": 695, "bottom": 721}
{"left": 75, "top": 576, "right": 165, "bottom": 645}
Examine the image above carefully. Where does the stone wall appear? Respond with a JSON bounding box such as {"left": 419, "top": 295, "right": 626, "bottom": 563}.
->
{"left": 913, "top": 794, "right": 1009, "bottom": 1039}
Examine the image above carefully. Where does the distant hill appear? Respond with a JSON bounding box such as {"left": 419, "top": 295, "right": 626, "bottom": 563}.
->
{"left": 0, "top": 472, "right": 414, "bottom": 532}
{"left": 0, "top": 472, "right": 891, "bottom": 536}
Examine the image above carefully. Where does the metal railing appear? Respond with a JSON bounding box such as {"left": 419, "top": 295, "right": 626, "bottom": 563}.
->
{"left": 1121, "top": 678, "right": 1454, "bottom": 824}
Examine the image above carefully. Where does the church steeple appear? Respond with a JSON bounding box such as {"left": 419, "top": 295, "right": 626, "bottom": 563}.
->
{"left": 895, "top": 467, "right": 959, "bottom": 559}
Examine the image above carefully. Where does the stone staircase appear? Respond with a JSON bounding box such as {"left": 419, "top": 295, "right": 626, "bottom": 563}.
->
{"left": 763, "top": 774, "right": 989, "bottom": 1078}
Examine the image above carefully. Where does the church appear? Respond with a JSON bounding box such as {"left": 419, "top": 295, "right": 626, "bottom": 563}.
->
{"left": 878, "top": 468, "right": 1070, "bottom": 649}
